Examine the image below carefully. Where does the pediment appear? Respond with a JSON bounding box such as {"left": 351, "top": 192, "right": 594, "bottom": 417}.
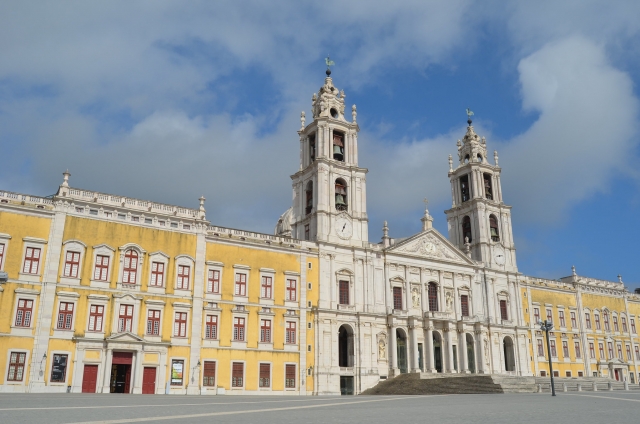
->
{"left": 106, "top": 332, "right": 145, "bottom": 343}
{"left": 387, "top": 230, "right": 474, "bottom": 265}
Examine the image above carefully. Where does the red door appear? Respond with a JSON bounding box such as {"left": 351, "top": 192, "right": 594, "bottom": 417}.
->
{"left": 142, "top": 367, "right": 157, "bottom": 394}
{"left": 82, "top": 365, "right": 99, "bottom": 393}
{"left": 124, "top": 366, "right": 132, "bottom": 394}
{"left": 614, "top": 369, "right": 621, "bottom": 381}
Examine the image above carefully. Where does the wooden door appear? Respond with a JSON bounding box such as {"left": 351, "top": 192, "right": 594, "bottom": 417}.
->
{"left": 142, "top": 367, "right": 157, "bottom": 394}
{"left": 124, "top": 365, "right": 132, "bottom": 393}
{"left": 82, "top": 364, "right": 99, "bottom": 393}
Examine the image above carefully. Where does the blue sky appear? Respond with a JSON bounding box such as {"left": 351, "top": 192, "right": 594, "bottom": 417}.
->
{"left": 1, "top": 1, "right": 640, "bottom": 288}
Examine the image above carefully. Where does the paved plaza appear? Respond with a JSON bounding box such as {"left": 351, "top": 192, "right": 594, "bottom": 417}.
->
{"left": 1, "top": 392, "right": 639, "bottom": 423}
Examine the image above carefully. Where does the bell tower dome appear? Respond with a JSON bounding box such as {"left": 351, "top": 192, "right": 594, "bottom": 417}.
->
{"left": 444, "top": 113, "right": 517, "bottom": 271}
{"left": 283, "top": 63, "right": 369, "bottom": 246}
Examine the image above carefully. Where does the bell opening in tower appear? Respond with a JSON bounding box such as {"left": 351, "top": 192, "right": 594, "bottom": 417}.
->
{"left": 460, "top": 174, "right": 470, "bottom": 202}
{"left": 462, "top": 216, "right": 472, "bottom": 243}
{"left": 490, "top": 214, "right": 500, "bottom": 242}
{"left": 305, "top": 181, "right": 313, "bottom": 215}
{"left": 483, "top": 173, "right": 493, "bottom": 200}
{"left": 333, "top": 131, "right": 344, "bottom": 162}
{"left": 309, "top": 134, "right": 316, "bottom": 163}
{"left": 335, "top": 179, "right": 348, "bottom": 212}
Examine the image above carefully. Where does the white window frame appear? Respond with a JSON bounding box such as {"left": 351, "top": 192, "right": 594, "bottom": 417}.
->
{"left": 496, "top": 291, "right": 510, "bottom": 322}
{"left": 112, "top": 293, "right": 142, "bottom": 334}
{"left": 10, "top": 289, "right": 39, "bottom": 337}
{"left": 231, "top": 310, "right": 249, "bottom": 349}
{"left": 174, "top": 255, "right": 195, "bottom": 293}
{"left": 257, "top": 308, "right": 275, "bottom": 350}
{"left": 47, "top": 350, "right": 72, "bottom": 386}
{"left": 284, "top": 312, "right": 300, "bottom": 352}
{"left": 202, "top": 303, "right": 222, "bottom": 348}
{"left": 258, "top": 361, "right": 272, "bottom": 390}
{"left": 60, "top": 239, "right": 87, "bottom": 285}
{"left": 284, "top": 271, "right": 300, "bottom": 307}
{"left": 0, "top": 233, "right": 12, "bottom": 272}
{"left": 205, "top": 261, "right": 224, "bottom": 299}
{"left": 284, "top": 362, "right": 297, "bottom": 391}
{"left": 171, "top": 302, "right": 191, "bottom": 345}
{"left": 147, "top": 251, "right": 169, "bottom": 294}
{"left": 90, "top": 244, "right": 115, "bottom": 288}
{"left": 458, "top": 286, "right": 473, "bottom": 318}
{"left": 230, "top": 360, "right": 246, "bottom": 390}
{"left": 259, "top": 268, "right": 275, "bottom": 305}
{"left": 85, "top": 294, "right": 109, "bottom": 340}
{"left": 53, "top": 291, "right": 80, "bottom": 340}
{"left": 4, "top": 348, "right": 30, "bottom": 387}
{"left": 117, "top": 243, "right": 146, "bottom": 290}
{"left": 19, "top": 237, "right": 48, "bottom": 282}
{"left": 232, "top": 264, "right": 250, "bottom": 302}
{"left": 144, "top": 299, "right": 166, "bottom": 343}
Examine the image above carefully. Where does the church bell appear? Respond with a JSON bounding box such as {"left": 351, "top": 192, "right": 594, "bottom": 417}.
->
{"left": 333, "top": 145, "right": 343, "bottom": 160}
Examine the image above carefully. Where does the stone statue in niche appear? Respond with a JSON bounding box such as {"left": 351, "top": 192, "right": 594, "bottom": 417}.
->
{"left": 411, "top": 287, "right": 420, "bottom": 308}
{"left": 378, "top": 339, "right": 386, "bottom": 360}
{"left": 445, "top": 290, "right": 453, "bottom": 311}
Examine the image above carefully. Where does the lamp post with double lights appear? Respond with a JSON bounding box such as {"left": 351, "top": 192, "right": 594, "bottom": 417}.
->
{"left": 538, "top": 319, "right": 556, "bottom": 396}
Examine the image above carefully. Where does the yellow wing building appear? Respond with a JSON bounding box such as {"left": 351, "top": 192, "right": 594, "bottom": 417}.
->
{"left": 0, "top": 172, "right": 317, "bottom": 394}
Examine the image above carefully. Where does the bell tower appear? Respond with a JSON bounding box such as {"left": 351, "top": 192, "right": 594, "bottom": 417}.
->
{"left": 288, "top": 65, "right": 369, "bottom": 246}
{"left": 444, "top": 114, "right": 517, "bottom": 272}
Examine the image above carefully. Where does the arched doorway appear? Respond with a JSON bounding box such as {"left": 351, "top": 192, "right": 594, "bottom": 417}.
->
{"left": 396, "top": 329, "right": 408, "bottom": 374}
{"left": 466, "top": 334, "right": 476, "bottom": 374}
{"left": 503, "top": 336, "right": 515, "bottom": 372}
{"left": 433, "top": 331, "right": 443, "bottom": 373}
{"left": 338, "top": 325, "right": 354, "bottom": 395}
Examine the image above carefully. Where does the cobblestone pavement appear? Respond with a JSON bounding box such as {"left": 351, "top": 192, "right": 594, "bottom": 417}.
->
{"left": 1, "top": 391, "right": 639, "bottom": 423}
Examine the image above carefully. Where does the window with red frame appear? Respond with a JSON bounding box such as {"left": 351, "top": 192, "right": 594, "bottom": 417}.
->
{"left": 261, "top": 276, "right": 273, "bottom": 299}
{"left": 595, "top": 314, "right": 601, "bottom": 330}
{"left": 546, "top": 309, "right": 553, "bottom": 324}
{"left": 392, "top": 287, "right": 403, "bottom": 310}
{"left": 558, "top": 311, "right": 565, "bottom": 327}
{"left": 147, "top": 310, "right": 160, "bottom": 335}
{"left": 607, "top": 342, "right": 614, "bottom": 359}
{"left": 613, "top": 316, "right": 619, "bottom": 332}
{"left": 235, "top": 273, "right": 247, "bottom": 296}
{"left": 150, "top": 262, "right": 164, "bottom": 287}
{"left": 603, "top": 312, "right": 610, "bottom": 331}
{"left": 207, "top": 270, "right": 220, "bottom": 293}
{"left": 460, "top": 295, "right": 469, "bottom": 317}
{"left": 233, "top": 317, "right": 245, "bottom": 341}
{"left": 574, "top": 341, "right": 581, "bottom": 358}
{"left": 63, "top": 251, "right": 80, "bottom": 278}
{"left": 631, "top": 318, "right": 637, "bottom": 334}
{"left": 122, "top": 250, "right": 138, "bottom": 284}
{"left": 626, "top": 345, "right": 632, "bottom": 361}
{"left": 285, "top": 364, "right": 296, "bottom": 388}
{"left": 7, "top": 352, "right": 26, "bottom": 381}
{"left": 622, "top": 317, "right": 628, "bottom": 332}
{"left": 94, "top": 255, "right": 110, "bottom": 281}
{"left": 570, "top": 312, "right": 577, "bottom": 328}
{"left": 118, "top": 304, "right": 134, "bottom": 332}
{"left": 339, "top": 280, "right": 349, "bottom": 305}
{"left": 174, "top": 312, "right": 187, "bottom": 337}
{"left": 205, "top": 315, "right": 218, "bottom": 339}
{"left": 537, "top": 339, "right": 544, "bottom": 357}
{"left": 550, "top": 340, "right": 557, "bottom": 357}
{"left": 635, "top": 346, "right": 640, "bottom": 361}
{"left": 260, "top": 319, "right": 271, "bottom": 343}
{"left": 177, "top": 265, "right": 190, "bottom": 290}
{"left": 88, "top": 305, "right": 104, "bottom": 332}
{"left": 14, "top": 299, "right": 33, "bottom": 327}
{"left": 562, "top": 340, "right": 569, "bottom": 358}
{"left": 599, "top": 343, "right": 605, "bottom": 359}
{"left": 304, "top": 224, "right": 310, "bottom": 241}
{"left": 533, "top": 307, "right": 540, "bottom": 323}
{"left": 617, "top": 344, "right": 623, "bottom": 360}
{"left": 428, "top": 283, "right": 438, "bottom": 311}
{"left": 0, "top": 243, "right": 5, "bottom": 269}
{"left": 286, "top": 279, "right": 297, "bottom": 301}
{"left": 589, "top": 342, "right": 595, "bottom": 358}
{"left": 203, "top": 361, "right": 216, "bottom": 387}
{"left": 499, "top": 300, "right": 508, "bottom": 321}
{"left": 56, "top": 302, "right": 74, "bottom": 330}
{"left": 23, "top": 247, "right": 41, "bottom": 274}
{"left": 232, "top": 362, "right": 244, "bottom": 387}
{"left": 259, "top": 363, "right": 270, "bottom": 387}
{"left": 286, "top": 322, "right": 296, "bottom": 344}
{"left": 585, "top": 312, "right": 592, "bottom": 329}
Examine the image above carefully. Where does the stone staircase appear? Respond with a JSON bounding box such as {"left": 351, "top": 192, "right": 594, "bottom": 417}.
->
{"left": 360, "top": 373, "right": 536, "bottom": 395}
{"left": 535, "top": 376, "right": 640, "bottom": 392}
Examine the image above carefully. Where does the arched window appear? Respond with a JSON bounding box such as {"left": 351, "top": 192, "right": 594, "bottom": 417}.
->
{"left": 333, "top": 131, "right": 344, "bottom": 162}
{"left": 338, "top": 325, "right": 354, "bottom": 367}
{"left": 483, "top": 173, "right": 493, "bottom": 200}
{"left": 462, "top": 216, "right": 472, "bottom": 243}
{"left": 335, "top": 179, "right": 348, "bottom": 212}
{"left": 309, "top": 134, "right": 316, "bottom": 163}
{"left": 489, "top": 215, "right": 499, "bottom": 242}
{"left": 460, "top": 175, "right": 470, "bottom": 202}
{"left": 122, "top": 249, "right": 139, "bottom": 285}
{"left": 305, "top": 181, "right": 313, "bottom": 215}
{"left": 428, "top": 283, "right": 438, "bottom": 312}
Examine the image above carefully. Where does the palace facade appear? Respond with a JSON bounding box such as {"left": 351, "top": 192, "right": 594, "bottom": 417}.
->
{"left": 0, "top": 70, "right": 638, "bottom": 395}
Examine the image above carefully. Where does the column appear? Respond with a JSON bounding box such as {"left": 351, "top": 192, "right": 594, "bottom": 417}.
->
{"left": 410, "top": 324, "right": 420, "bottom": 372}
{"left": 459, "top": 330, "right": 469, "bottom": 373}
{"left": 425, "top": 324, "right": 436, "bottom": 373}
{"left": 132, "top": 349, "right": 143, "bottom": 394}
{"left": 389, "top": 325, "right": 398, "bottom": 375}
{"left": 445, "top": 326, "right": 455, "bottom": 373}
{"left": 476, "top": 330, "right": 486, "bottom": 374}
{"left": 101, "top": 348, "right": 113, "bottom": 393}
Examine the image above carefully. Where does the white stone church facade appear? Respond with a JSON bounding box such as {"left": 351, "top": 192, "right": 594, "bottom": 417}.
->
{"left": 275, "top": 70, "right": 531, "bottom": 395}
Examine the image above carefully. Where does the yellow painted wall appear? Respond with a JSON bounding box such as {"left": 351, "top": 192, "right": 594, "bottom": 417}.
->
{"left": 0, "top": 211, "right": 52, "bottom": 281}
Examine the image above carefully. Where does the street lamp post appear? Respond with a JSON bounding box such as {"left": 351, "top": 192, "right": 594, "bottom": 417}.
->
{"left": 538, "top": 320, "right": 556, "bottom": 396}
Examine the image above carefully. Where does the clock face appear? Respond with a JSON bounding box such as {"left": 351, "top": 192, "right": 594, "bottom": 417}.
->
{"left": 335, "top": 217, "right": 353, "bottom": 239}
{"left": 493, "top": 247, "right": 506, "bottom": 265}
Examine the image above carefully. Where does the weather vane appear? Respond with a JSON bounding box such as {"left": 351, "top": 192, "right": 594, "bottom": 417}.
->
{"left": 466, "top": 108, "right": 474, "bottom": 119}
{"left": 325, "top": 55, "right": 335, "bottom": 76}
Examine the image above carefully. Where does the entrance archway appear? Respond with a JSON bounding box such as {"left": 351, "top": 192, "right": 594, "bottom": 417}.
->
{"left": 503, "top": 336, "right": 515, "bottom": 372}
{"left": 338, "top": 325, "right": 354, "bottom": 367}
{"left": 396, "top": 329, "right": 408, "bottom": 374}
{"left": 466, "top": 333, "right": 476, "bottom": 374}
{"left": 433, "top": 331, "right": 443, "bottom": 373}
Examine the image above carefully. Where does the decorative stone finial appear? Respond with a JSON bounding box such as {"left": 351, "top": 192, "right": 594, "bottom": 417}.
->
{"left": 572, "top": 265, "right": 577, "bottom": 276}
{"left": 494, "top": 150, "right": 499, "bottom": 166}
{"left": 448, "top": 154, "right": 453, "bottom": 172}
{"left": 466, "top": 108, "right": 474, "bottom": 126}
{"left": 464, "top": 237, "right": 471, "bottom": 257}
{"left": 456, "top": 139, "right": 462, "bottom": 149}
{"left": 618, "top": 275, "right": 623, "bottom": 283}
{"left": 421, "top": 198, "right": 433, "bottom": 231}
{"left": 352, "top": 104, "right": 357, "bottom": 122}
{"left": 300, "top": 111, "right": 306, "bottom": 129}
{"left": 61, "top": 169, "right": 71, "bottom": 187}
{"left": 325, "top": 55, "right": 335, "bottom": 76}
{"left": 199, "top": 196, "right": 206, "bottom": 210}
{"left": 481, "top": 136, "right": 486, "bottom": 145}
{"left": 382, "top": 221, "right": 390, "bottom": 248}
